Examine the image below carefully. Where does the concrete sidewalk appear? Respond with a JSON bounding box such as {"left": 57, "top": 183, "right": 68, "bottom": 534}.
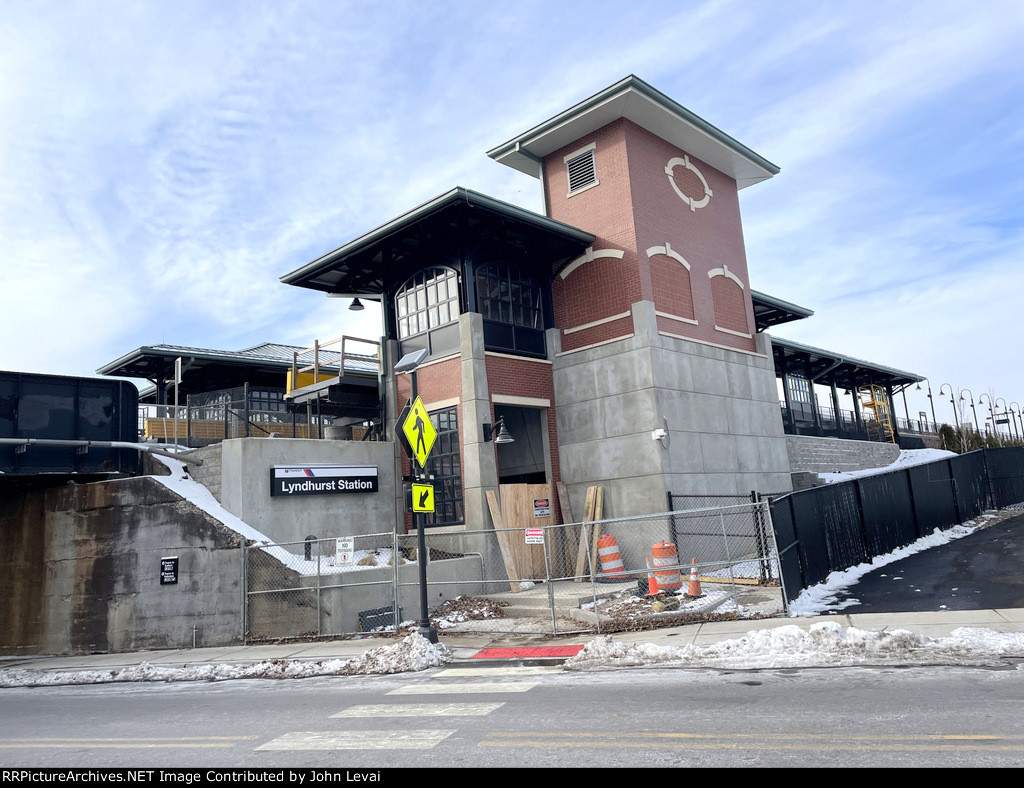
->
{"left": 3, "top": 607, "right": 1023, "bottom": 678}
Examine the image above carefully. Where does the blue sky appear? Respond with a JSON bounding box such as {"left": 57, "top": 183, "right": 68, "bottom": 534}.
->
{"left": 2, "top": 0, "right": 1023, "bottom": 429}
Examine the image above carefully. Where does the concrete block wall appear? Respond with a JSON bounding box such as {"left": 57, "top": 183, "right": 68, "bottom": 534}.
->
{"left": 182, "top": 443, "right": 223, "bottom": 502}
{"left": 553, "top": 301, "right": 792, "bottom": 522}
{"left": 785, "top": 434, "right": 901, "bottom": 474}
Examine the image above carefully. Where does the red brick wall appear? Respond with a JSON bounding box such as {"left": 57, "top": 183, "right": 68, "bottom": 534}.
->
{"left": 544, "top": 120, "right": 641, "bottom": 352}
{"left": 541, "top": 118, "right": 757, "bottom": 354}
{"left": 623, "top": 120, "right": 756, "bottom": 351}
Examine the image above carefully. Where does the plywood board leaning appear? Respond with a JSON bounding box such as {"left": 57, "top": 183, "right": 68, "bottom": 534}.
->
{"left": 589, "top": 486, "right": 605, "bottom": 575}
{"left": 574, "top": 486, "right": 597, "bottom": 581}
{"left": 499, "top": 483, "right": 552, "bottom": 580}
{"left": 556, "top": 481, "right": 575, "bottom": 576}
{"left": 486, "top": 490, "right": 523, "bottom": 592}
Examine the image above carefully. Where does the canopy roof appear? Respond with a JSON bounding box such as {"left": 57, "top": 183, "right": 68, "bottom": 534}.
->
{"left": 280, "top": 187, "right": 594, "bottom": 297}
{"left": 751, "top": 290, "right": 814, "bottom": 332}
{"left": 97, "top": 342, "right": 376, "bottom": 401}
{"left": 771, "top": 336, "right": 924, "bottom": 390}
{"left": 487, "top": 75, "right": 780, "bottom": 190}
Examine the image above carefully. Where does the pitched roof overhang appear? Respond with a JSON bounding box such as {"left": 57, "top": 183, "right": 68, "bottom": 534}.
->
{"left": 280, "top": 187, "right": 595, "bottom": 297}
{"left": 96, "top": 342, "right": 375, "bottom": 401}
{"left": 751, "top": 290, "right": 815, "bottom": 332}
{"left": 486, "top": 75, "right": 780, "bottom": 190}
{"left": 770, "top": 335, "right": 924, "bottom": 390}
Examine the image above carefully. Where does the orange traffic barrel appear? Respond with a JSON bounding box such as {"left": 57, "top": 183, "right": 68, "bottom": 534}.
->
{"left": 597, "top": 534, "right": 626, "bottom": 579}
{"left": 651, "top": 541, "right": 682, "bottom": 592}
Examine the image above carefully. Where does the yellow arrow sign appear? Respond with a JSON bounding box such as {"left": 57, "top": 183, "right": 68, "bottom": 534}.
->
{"left": 401, "top": 396, "right": 437, "bottom": 469}
{"left": 412, "top": 483, "right": 435, "bottom": 513}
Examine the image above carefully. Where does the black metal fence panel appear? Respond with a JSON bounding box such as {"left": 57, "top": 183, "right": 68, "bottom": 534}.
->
{"left": 951, "top": 451, "right": 989, "bottom": 519}
{"left": 984, "top": 446, "right": 1024, "bottom": 510}
{"left": 858, "top": 472, "right": 917, "bottom": 558}
{"left": 817, "top": 483, "right": 869, "bottom": 578}
{"left": 906, "top": 461, "right": 958, "bottom": 534}
{"left": 769, "top": 496, "right": 805, "bottom": 598}
{"left": 770, "top": 447, "right": 1024, "bottom": 604}
{"left": 789, "top": 490, "right": 830, "bottom": 590}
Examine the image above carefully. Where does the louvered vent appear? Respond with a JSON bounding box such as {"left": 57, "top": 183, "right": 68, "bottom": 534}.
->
{"left": 566, "top": 149, "right": 597, "bottom": 193}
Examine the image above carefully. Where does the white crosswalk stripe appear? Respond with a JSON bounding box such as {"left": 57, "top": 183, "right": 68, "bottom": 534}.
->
{"left": 434, "top": 666, "right": 559, "bottom": 677}
{"left": 387, "top": 681, "right": 538, "bottom": 695}
{"left": 331, "top": 703, "right": 504, "bottom": 717}
{"left": 256, "top": 730, "right": 455, "bottom": 750}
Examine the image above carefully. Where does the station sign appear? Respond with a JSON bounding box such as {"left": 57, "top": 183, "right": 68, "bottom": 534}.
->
{"left": 270, "top": 465, "right": 379, "bottom": 497}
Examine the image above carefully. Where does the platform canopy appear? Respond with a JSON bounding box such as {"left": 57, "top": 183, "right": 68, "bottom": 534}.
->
{"left": 770, "top": 336, "right": 924, "bottom": 390}
{"left": 751, "top": 291, "right": 814, "bottom": 332}
{"left": 97, "top": 342, "right": 373, "bottom": 402}
{"left": 280, "top": 187, "right": 594, "bottom": 298}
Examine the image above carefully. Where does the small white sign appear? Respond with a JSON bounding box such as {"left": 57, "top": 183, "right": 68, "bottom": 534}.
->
{"left": 336, "top": 537, "right": 355, "bottom": 567}
{"left": 525, "top": 528, "right": 544, "bottom": 545}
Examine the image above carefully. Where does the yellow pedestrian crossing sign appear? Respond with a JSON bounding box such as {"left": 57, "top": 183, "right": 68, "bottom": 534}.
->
{"left": 412, "top": 483, "right": 435, "bottom": 513}
{"left": 401, "top": 396, "right": 437, "bottom": 469}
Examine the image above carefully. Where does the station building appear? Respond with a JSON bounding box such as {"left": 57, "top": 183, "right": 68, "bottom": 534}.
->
{"left": 101, "top": 75, "right": 927, "bottom": 532}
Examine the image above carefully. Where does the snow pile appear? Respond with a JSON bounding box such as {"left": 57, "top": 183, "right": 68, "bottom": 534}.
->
{"left": 818, "top": 448, "right": 956, "bottom": 483}
{"left": 564, "top": 622, "right": 1024, "bottom": 671}
{"left": 788, "top": 514, "right": 996, "bottom": 616}
{"left": 0, "top": 634, "right": 450, "bottom": 689}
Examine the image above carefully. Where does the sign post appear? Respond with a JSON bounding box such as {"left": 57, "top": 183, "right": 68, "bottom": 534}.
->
{"left": 394, "top": 349, "right": 438, "bottom": 644}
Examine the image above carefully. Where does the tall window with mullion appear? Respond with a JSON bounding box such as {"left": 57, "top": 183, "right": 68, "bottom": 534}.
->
{"left": 476, "top": 263, "right": 543, "bottom": 329}
{"left": 424, "top": 406, "right": 463, "bottom": 527}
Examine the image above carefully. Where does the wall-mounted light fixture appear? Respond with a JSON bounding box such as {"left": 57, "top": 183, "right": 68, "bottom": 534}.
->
{"left": 483, "top": 416, "right": 515, "bottom": 444}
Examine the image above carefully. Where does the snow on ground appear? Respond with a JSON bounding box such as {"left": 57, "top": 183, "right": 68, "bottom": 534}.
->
{"left": 563, "top": 622, "right": 1024, "bottom": 670}
{"left": 0, "top": 635, "right": 451, "bottom": 689}
{"left": 817, "top": 448, "right": 956, "bottom": 484}
{"left": 787, "top": 512, "right": 1002, "bottom": 616}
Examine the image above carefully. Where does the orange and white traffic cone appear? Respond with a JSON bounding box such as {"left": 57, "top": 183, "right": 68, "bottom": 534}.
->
{"left": 687, "top": 558, "right": 702, "bottom": 597}
{"left": 645, "top": 558, "right": 660, "bottom": 596}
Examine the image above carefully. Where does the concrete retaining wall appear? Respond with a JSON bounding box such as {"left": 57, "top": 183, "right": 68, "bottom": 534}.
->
{"left": 0, "top": 476, "right": 246, "bottom": 656}
{"left": 786, "top": 434, "right": 901, "bottom": 474}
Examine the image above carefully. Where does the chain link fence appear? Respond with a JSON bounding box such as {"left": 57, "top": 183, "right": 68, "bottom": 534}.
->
{"left": 244, "top": 532, "right": 401, "bottom": 642}
{"left": 242, "top": 501, "right": 786, "bottom": 641}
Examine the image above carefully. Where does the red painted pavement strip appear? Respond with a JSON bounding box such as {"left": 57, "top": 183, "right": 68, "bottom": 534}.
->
{"left": 472, "top": 645, "right": 585, "bottom": 659}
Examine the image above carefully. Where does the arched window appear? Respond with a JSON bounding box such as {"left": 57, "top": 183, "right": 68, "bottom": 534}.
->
{"left": 476, "top": 263, "right": 543, "bottom": 330}
{"left": 395, "top": 267, "right": 460, "bottom": 339}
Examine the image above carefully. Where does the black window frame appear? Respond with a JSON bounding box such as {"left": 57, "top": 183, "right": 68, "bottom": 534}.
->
{"left": 395, "top": 267, "right": 461, "bottom": 340}
{"left": 423, "top": 406, "right": 463, "bottom": 527}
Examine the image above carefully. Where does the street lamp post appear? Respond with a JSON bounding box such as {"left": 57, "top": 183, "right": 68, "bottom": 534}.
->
{"left": 979, "top": 394, "right": 999, "bottom": 447}
{"left": 940, "top": 384, "right": 960, "bottom": 430}
{"left": 996, "top": 397, "right": 1010, "bottom": 443}
{"left": 1011, "top": 403, "right": 1023, "bottom": 442}
{"left": 961, "top": 389, "right": 978, "bottom": 449}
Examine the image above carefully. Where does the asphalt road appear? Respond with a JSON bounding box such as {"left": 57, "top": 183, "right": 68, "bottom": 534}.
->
{"left": 2, "top": 663, "right": 1024, "bottom": 768}
{"left": 834, "top": 512, "right": 1024, "bottom": 613}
